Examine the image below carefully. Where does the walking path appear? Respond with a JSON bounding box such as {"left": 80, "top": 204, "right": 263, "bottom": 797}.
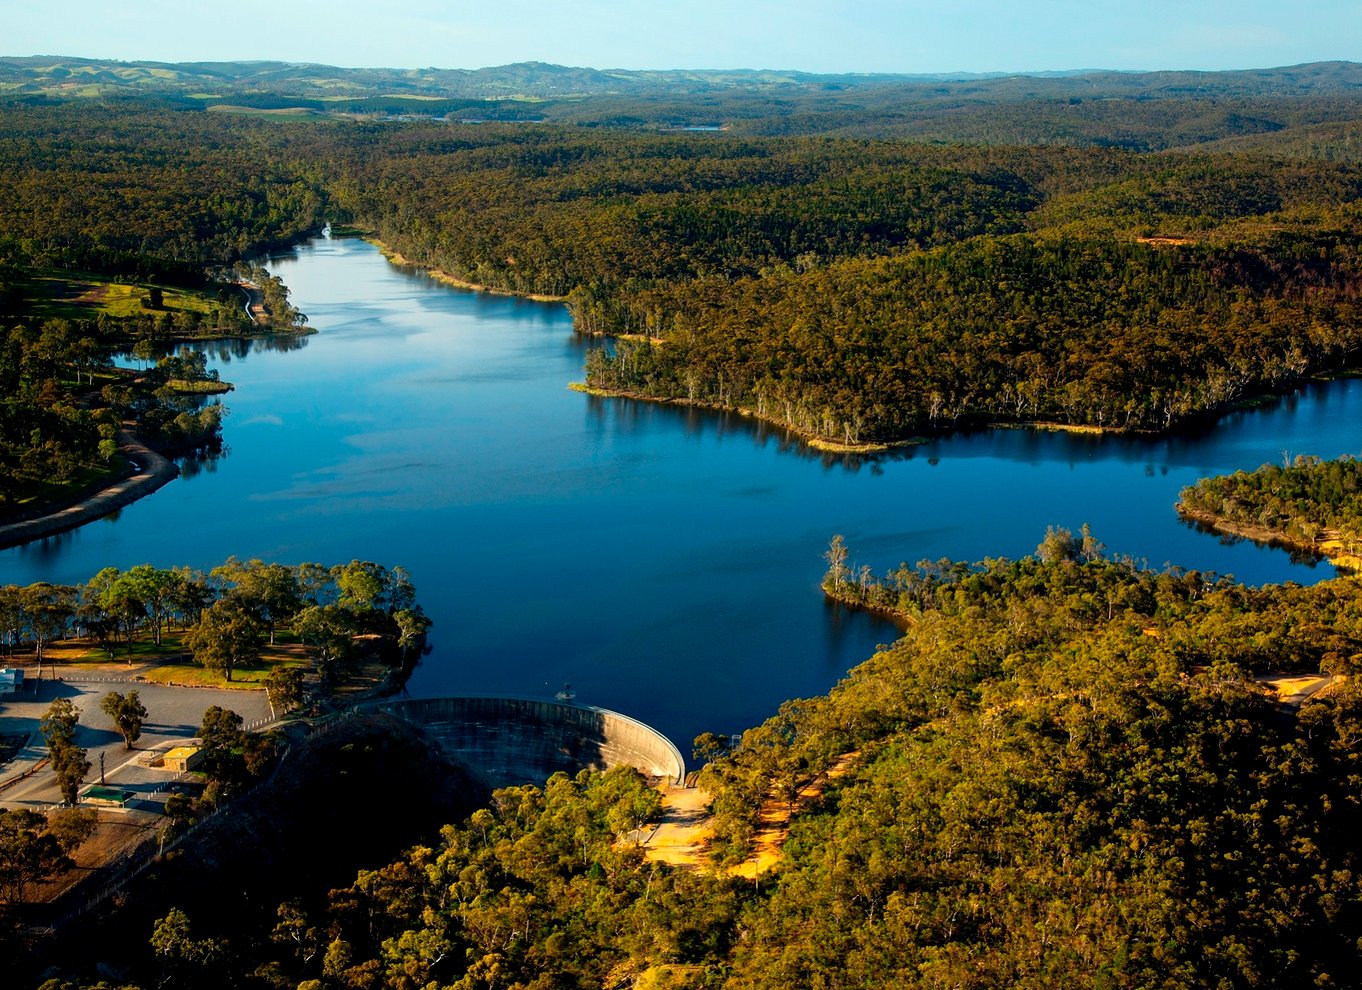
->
{"left": 0, "top": 431, "right": 179, "bottom": 550}
{"left": 238, "top": 282, "right": 266, "bottom": 326}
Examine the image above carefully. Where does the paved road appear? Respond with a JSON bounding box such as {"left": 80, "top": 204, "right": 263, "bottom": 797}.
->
{"left": 0, "top": 431, "right": 179, "bottom": 550}
{"left": 0, "top": 678, "right": 272, "bottom": 812}
{"left": 1280, "top": 674, "right": 1336, "bottom": 708}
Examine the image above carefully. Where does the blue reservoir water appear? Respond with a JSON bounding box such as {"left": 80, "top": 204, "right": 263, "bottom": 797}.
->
{"left": 3, "top": 235, "right": 1360, "bottom": 748}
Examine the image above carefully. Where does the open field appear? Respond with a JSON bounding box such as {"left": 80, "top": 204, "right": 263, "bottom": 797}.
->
{"left": 26, "top": 270, "right": 222, "bottom": 322}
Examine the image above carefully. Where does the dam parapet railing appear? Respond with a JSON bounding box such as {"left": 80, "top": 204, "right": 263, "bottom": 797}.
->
{"left": 363, "top": 695, "right": 686, "bottom": 788}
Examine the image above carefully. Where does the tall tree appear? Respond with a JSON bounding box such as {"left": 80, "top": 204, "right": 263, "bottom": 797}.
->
{"left": 215, "top": 558, "right": 301, "bottom": 646}
{"left": 20, "top": 583, "right": 76, "bottom": 666}
{"left": 294, "top": 604, "right": 357, "bottom": 682}
{"left": 39, "top": 699, "right": 89, "bottom": 806}
{"left": 184, "top": 600, "right": 263, "bottom": 682}
{"left": 100, "top": 690, "right": 148, "bottom": 750}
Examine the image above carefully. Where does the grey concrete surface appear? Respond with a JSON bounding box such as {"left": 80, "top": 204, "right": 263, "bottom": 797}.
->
{"left": 0, "top": 677, "right": 271, "bottom": 811}
{"left": 370, "top": 696, "right": 686, "bottom": 787}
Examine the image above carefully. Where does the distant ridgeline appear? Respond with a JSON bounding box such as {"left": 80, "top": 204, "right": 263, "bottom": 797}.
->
{"left": 6, "top": 60, "right": 1362, "bottom": 458}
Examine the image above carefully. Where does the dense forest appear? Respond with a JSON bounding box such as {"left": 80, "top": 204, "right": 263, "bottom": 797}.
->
{"left": 1179, "top": 453, "right": 1362, "bottom": 558}
{"left": 19, "top": 541, "right": 1362, "bottom": 989}
{"left": 9, "top": 75, "right": 1362, "bottom": 465}
{"left": 329, "top": 124, "right": 1362, "bottom": 442}
{"left": 6, "top": 62, "right": 1362, "bottom": 988}
{"left": 0, "top": 104, "right": 321, "bottom": 512}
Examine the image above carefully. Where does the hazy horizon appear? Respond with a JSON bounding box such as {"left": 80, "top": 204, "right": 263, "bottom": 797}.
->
{"left": 4, "top": 53, "right": 1357, "bottom": 84}
{"left": 7, "top": 1, "right": 1360, "bottom": 77}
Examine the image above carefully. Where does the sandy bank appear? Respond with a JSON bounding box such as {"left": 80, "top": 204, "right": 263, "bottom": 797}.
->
{"left": 1175, "top": 504, "right": 1362, "bottom": 571}
{"left": 368, "top": 237, "right": 568, "bottom": 303}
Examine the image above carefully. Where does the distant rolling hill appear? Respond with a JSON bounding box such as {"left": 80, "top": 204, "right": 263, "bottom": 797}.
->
{"left": 4, "top": 56, "right": 1362, "bottom": 149}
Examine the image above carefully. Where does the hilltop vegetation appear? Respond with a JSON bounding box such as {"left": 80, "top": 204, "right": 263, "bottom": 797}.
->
{"left": 4, "top": 57, "right": 1362, "bottom": 144}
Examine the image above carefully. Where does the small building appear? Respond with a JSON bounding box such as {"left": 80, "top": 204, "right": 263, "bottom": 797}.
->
{"left": 82, "top": 785, "right": 133, "bottom": 808}
{"left": 0, "top": 668, "right": 24, "bottom": 694}
{"left": 137, "top": 751, "right": 166, "bottom": 767}
{"left": 162, "top": 746, "right": 204, "bottom": 772}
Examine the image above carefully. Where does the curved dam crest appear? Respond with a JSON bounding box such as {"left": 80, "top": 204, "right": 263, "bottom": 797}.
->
{"left": 366, "top": 696, "right": 687, "bottom": 788}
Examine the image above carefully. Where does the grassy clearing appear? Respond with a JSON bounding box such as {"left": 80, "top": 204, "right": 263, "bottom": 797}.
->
{"left": 51, "top": 630, "right": 312, "bottom": 691}
{"left": 25, "top": 624, "right": 398, "bottom": 699}
{"left": 7, "top": 457, "right": 129, "bottom": 513}
{"left": 206, "top": 105, "right": 330, "bottom": 120}
{"left": 26, "top": 270, "right": 221, "bottom": 321}
{"left": 167, "top": 379, "right": 232, "bottom": 394}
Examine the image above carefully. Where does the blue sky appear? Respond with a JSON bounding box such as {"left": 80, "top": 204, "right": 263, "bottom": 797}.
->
{"left": 7, "top": 0, "right": 1360, "bottom": 74}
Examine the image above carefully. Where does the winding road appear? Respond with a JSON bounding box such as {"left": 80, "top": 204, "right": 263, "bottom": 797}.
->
{"left": 0, "top": 431, "right": 180, "bottom": 550}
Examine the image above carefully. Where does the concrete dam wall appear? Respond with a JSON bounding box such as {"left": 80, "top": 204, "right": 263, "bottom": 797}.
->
{"left": 367, "top": 696, "right": 686, "bottom": 789}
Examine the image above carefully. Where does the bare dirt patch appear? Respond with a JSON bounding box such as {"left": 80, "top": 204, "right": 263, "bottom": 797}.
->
{"left": 643, "top": 785, "right": 713, "bottom": 869}
{"left": 1258, "top": 673, "right": 1337, "bottom": 707}
{"left": 732, "top": 752, "right": 858, "bottom": 879}
{"left": 645, "top": 753, "right": 860, "bottom": 876}
{"left": 31, "top": 809, "right": 160, "bottom": 904}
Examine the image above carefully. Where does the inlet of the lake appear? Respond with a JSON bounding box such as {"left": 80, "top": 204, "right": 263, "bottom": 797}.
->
{"left": 4, "top": 234, "right": 1359, "bottom": 748}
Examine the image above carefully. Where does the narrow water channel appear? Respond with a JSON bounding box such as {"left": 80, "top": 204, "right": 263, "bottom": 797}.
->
{"left": 4, "top": 234, "right": 1360, "bottom": 746}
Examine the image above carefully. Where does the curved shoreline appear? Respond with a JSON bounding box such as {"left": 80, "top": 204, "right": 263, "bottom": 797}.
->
{"left": 0, "top": 432, "right": 180, "bottom": 550}
{"left": 568, "top": 382, "right": 927, "bottom": 454}
{"left": 1174, "top": 504, "right": 1362, "bottom": 571}
{"left": 367, "top": 236, "right": 568, "bottom": 303}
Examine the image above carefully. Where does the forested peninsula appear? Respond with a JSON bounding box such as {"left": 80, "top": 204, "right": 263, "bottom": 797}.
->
{"left": 1178, "top": 453, "right": 1362, "bottom": 568}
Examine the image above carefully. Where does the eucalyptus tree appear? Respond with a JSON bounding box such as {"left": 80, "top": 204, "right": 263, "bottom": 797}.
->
{"left": 85, "top": 567, "right": 145, "bottom": 650}
{"left": 19, "top": 583, "right": 77, "bottom": 665}
{"left": 100, "top": 690, "right": 148, "bottom": 750}
{"left": 293, "top": 604, "right": 357, "bottom": 682}
{"left": 215, "top": 557, "right": 302, "bottom": 646}
{"left": 184, "top": 599, "right": 263, "bottom": 682}
{"left": 0, "top": 808, "right": 93, "bottom": 903}
{"left": 124, "top": 564, "right": 183, "bottom": 646}
{"left": 0, "top": 585, "right": 21, "bottom": 656}
{"left": 39, "top": 699, "right": 89, "bottom": 806}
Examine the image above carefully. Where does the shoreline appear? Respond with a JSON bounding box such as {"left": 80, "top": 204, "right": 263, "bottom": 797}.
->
{"left": 822, "top": 586, "right": 917, "bottom": 629}
{"left": 366, "top": 235, "right": 569, "bottom": 303}
{"left": 988, "top": 420, "right": 1144, "bottom": 436}
{"left": 0, "top": 431, "right": 180, "bottom": 551}
{"left": 568, "top": 382, "right": 927, "bottom": 454}
{"left": 1174, "top": 504, "right": 1362, "bottom": 572}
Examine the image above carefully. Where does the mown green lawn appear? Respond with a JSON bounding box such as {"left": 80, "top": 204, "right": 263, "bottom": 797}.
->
{"left": 26, "top": 271, "right": 222, "bottom": 321}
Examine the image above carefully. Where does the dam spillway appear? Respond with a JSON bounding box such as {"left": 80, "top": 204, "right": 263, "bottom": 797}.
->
{"left": 366, "top": 696, "right": 686, "bottom": 789}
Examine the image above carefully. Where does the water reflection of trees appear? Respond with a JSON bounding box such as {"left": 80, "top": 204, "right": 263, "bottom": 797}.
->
{"left": 116, "top": 334, "right": 310, "bottom": 367}
{"left": 204, "top": 334, "right": 311, "bottom": 363}
{"left": 177, "top": 444, "right": 229, "bottom": 479}
{"left": 583, "top": 392, "right": 914, "bottom": 474}
{"left": 1178, "top": 515, "right": 1328, "bottom": 568}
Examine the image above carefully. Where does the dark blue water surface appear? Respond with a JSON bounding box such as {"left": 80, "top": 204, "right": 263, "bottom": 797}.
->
{"left": 4, "top": 235, "right": 1361, "bottom": 748}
